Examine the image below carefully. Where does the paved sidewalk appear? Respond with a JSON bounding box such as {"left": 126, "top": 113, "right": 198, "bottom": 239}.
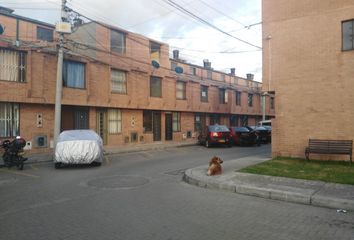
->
{"left": 183, "top": 157, "right": 354, "bottom": 211}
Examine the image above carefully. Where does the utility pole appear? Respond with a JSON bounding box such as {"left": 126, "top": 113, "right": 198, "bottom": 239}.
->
{"left": 53, "top": 0, "right": 68, "bottom": 147}
{"left": 262, "top": 92, "right": 267, "bottom": 121}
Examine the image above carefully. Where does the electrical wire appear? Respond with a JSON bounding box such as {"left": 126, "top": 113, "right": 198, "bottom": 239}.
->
{"left": 196, "top": 0, "right": 246, "bottom": 28}
{"left": 160, "top": 0, "right": 262, "bottom": 49}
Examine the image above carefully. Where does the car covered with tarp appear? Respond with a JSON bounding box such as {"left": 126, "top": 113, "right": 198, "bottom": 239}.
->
{"left": 54, "top": 130, "right": 103, "bottom": 168}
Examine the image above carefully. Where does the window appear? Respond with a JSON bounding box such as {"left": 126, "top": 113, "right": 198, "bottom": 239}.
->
{"left": 172, "top": 112, "right": 181, "bottom": 132}
{"left": 150, "top": 76, "right": 162, "bottom": 97}
{"left": 221, "top": 74, "right": 225, "bottom": 82}
{"left": 111, "top": 30, "right": 125, "bottom": 54}
{"left": 63, "top": 60, "right": 85, "bottom": 89}
{"left": 209, "top": 114, "right": 220, "bottom": 125}
{"left": 342, "top": 20, "right": 354, "bottom": 51}
{"left": 230, "top": 115, "right": 239, "bottom": 127}
{"left": 200, "top": 85, "right": 208, "bottom": 102}
{"left": 37, "top": 26, "right": 53, "bottom": 42}
{"left": 0, "top": 49, "right": 26, "bottom": 82}
{"left": 111, "top": 69, "right": 127, "bottom": 94}
{"left": 207, "top": 70, "right": 212, "bottom": 79}
{"left": 0, "top": 103, "right": 19, "bottom": 137}
{"left": 190, "top": 66, "right": 196, "bottom": 75}
{"left": 150, "top": 42, "right": 161, "bottom": 62}
{"left": 219, "top": 89, "right": 228, "bottom": 104}
{"left": 171, "top": 62, "right": 177, "bottom": 71}
{"left": 176, "top": 81, "right": 186, "bottom": 100}
{"left": 143, "top": 110, "right": 153, "bottom": 132}
{"left": 270, "top": 97, "right": 275, "bottom": 109}
{"left": 240, "top": 115, "right": 248, "bottom": 126}
{"left": 194, "top": 114, "right": 201, "bottom": 132}
{"left": 107, "top": 109, "right": 122, "bottom": 134}
{"left": 236, "top": 91, "right": 242, "bottom": 106}
{"left": 248, "top": 93, "right": 253, "bottom": 107}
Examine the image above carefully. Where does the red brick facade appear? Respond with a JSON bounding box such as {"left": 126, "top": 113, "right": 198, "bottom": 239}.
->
{"left": 0, "top": 8, "right": 275, "bottom": 153}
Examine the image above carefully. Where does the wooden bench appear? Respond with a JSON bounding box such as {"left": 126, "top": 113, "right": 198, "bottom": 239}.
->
{"left": 305, "top": 139, "right": 353, "bottom": 164}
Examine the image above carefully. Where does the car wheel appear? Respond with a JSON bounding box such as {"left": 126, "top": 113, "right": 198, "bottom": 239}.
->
{"left": 205, "top": 140, "right": 210, "bottom": 148}
{"left": 17, "top": 158, "right": 24, "bottom": 170}
{"left": 92, "top": 162, "right": 102, "bottom": 167}
{"left": 54, "top": 162, "right": 62, "bottom": 169}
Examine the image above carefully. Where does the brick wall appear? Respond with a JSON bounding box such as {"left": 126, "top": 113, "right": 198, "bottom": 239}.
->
{"left": 263, "top": 0, "right": 354, "bottom": 160}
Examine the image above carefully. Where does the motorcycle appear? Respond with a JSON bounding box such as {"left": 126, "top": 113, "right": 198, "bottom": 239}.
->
{"left": 1, "top": 137, "right": 28, "bottom": 170}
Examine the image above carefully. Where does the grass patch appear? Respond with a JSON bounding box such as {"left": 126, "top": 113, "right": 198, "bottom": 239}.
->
{"left": 239, "top": 157, "right": 354, "bottom": 185}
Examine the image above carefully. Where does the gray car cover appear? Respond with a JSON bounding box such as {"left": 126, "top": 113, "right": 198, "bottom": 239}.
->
{"left": 54, "top": 130, "right": 103, "bottom": 164}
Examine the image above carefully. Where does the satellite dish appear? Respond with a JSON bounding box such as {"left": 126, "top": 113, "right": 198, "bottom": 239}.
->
{"left": 175, "top": 66, "right": 183, "bottom": 74}
{"left": 151, "top": 60, "right": 160, "bottom": 69}
{"left": 0, "top": 24, "right": 4, "bottom": 35}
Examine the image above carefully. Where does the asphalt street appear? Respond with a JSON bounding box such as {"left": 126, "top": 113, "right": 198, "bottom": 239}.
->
{"left": 0, "top": 144, "right": 353, "bottom": 240}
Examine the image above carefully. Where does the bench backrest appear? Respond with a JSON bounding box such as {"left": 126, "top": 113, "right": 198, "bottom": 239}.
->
{"left": 308, "top": 139, "right": 353, "bottom": 153}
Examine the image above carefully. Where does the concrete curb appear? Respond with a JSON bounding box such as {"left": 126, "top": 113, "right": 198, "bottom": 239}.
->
{"left": 183, "top": 167, "right": 354, "bottom": 211}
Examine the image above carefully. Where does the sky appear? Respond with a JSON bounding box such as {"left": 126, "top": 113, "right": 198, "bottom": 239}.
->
{"left": 1, "top": 0, "right": 262, "bottom": 81}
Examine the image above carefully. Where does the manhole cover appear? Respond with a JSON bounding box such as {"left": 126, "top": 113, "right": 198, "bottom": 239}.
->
{"left": 87, "top": 175, "right": 149, "bottom": 189}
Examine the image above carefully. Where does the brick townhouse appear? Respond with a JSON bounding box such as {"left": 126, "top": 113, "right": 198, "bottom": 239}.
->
{"left": 0, "top": 6, "right": 275, "bottom": 153}
{"left": 262, "top": 0, "right": 354, "bottom": 159}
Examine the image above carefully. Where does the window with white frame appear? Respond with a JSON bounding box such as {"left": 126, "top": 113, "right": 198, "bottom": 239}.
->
{"left": 107, "top": 109, "right": 122, "bottom": 134}
{"left": 176, "top": 81, "right": 186, "bottom": 100}
{"left": 0, "top": 49, "right": 26, "bottom": 82}
{"left": 0, "top": 102, "right": 19, "bottom": 137}
{"left": 111, "top": 69, "right": 127, "bottom": 94}
{"left": 200, "top": 85, "right": 208, "bottom": 102}
{"left": 173, "top": 112, "right": 181, "bottom": 132}
{"left": 63, "top": 60, "right": 85, "bottom": 89}
{"left": 110, "top": 30, "right": 126, "bottom": 54}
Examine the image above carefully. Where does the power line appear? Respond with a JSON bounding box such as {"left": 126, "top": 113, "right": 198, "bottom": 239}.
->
{"left": 127, "top": 0, "right": 197, "bottom": 28}
{"left": 196, "top": 0, "right": 246, "bottom": 28}
{"left": 65, "top": 5, "right": 258, "bottom": 56}
{"left": 160, "top": 0, "right": 261, "bottom": 49}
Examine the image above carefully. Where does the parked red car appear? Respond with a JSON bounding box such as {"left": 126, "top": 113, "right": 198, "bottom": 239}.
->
{"left": 229, "top": 127, "right": 257, "bottom": 146}
{"left": 198, "top": 125, "right": 232, "bottom": 148}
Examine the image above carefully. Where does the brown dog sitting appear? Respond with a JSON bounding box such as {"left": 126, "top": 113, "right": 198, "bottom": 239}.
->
{"left": 207, "top": 156, "right": 223, "bottom": 176}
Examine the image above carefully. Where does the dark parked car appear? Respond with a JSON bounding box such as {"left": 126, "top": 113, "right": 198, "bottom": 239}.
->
{"left": 198, "top": 125, "right": 232, "bottom": 148}
{"left": 246, "top": 126, "right": 271, "bottom": 143}
{"left": 262, "top": 126, "right": 272, "bottom": 143}
{"left": 229, "top": 127, "right": 257, "bottom": 146}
